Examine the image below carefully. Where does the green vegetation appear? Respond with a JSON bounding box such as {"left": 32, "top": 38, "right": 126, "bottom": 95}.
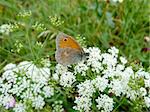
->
{"left": 0, "top": 0, "right": 149, "bottom": 68}
{"left": 0, "top": 0, "right": 149, "bottom": 112}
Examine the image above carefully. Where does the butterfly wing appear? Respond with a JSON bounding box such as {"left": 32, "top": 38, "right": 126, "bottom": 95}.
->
{"left": 55, "top": 32, "right": 86, "bottom": 66}
{"left": 56, "top": 32, "right": 83, "bottom": 50}
{"left": 55, "top": 47, "right": 83, "bottom": 66}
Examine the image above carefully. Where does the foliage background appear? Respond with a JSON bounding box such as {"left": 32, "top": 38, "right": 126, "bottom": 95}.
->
{"left": 0, "top": 0, "right": 149, "bottom": 68}
{"left": 0, "top": 0, "right": 149, "bottom": 112}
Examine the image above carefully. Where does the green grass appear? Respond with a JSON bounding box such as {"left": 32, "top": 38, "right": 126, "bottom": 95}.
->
{"left": 0, "top": 0, "right": 150, "bottom": 112}
{"left": 0, "top": 0, "right": 149, "bottom": 68}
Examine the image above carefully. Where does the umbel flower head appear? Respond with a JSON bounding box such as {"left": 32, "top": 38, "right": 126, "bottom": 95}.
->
{"left": 0, "top": 60, "right": 54, "bottom": 111}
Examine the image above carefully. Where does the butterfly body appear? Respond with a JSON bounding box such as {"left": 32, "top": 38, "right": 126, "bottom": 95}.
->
{"left": 55, "top": 32, "right": 87, "bottom": 66}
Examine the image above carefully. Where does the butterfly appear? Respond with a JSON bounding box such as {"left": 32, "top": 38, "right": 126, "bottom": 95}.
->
{"left": 55, "top": 32, "right": 88, "bottom": 66}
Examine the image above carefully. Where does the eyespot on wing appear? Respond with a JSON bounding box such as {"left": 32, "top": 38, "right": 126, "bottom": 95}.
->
{"left": 56, "top": 32, "right": 83, "bottom": 50}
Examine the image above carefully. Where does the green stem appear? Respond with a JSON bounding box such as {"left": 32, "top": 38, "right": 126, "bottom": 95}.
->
{"left": 113, "top": 96, "right": 126, "bottom": 112}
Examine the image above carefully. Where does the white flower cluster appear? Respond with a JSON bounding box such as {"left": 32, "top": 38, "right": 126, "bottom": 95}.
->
{"left": 0, "top": 46, "right": 149, "bottom": 112}
{"left": 52, "top": 100, "right": 64, "bottom": 112}
{"left": 53, "top": 64, "right": 76, "bottom": 88}
{"left": 73, "top": 80, "right": 95, "bottom": 112}
{"left": 73, "top": 47, "right": 150, "bottom": 112}
{"left": 59, "top": 72, "right": 76, "bottom": 87}
{"left": 135, "top": 69, "right": 150, "bottom": 107}
{"left": 74, "top": 61, "right": 88, "bottom": 76}
{"left": 13, "top": 103, "right": 26, "bottom": 112}
{"left": 0, "top": 24, "right": 13, "bottom": 35}
{"left": 0, "top": 23, "right": 19, "bottom": 36}
{"left": 0, "top": 61, "right": 54, "bottom": 111}
{"left": 104, "top": 0, "right": 123, "bottom": 3}
{"left": 73, "top": 76, "right": 114, "bottom": 112}
{"left": 96, "top": 94, "right": 114, "bottom": 112}
{"left": 112, "top": 0, "right": 123, "bottom": 3}
{"left": 86, "top": 47, "right": 103, "bottom": 73}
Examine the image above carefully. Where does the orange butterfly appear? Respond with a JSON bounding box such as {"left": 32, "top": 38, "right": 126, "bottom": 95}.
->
{"left": 55, "top": 32, "right": 87, "bottom": 66}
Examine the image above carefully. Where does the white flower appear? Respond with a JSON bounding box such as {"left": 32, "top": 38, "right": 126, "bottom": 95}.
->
{"left": 102, "top": 67, "right": 115, "bottom": 78}
{"left": 0, "top": 95, "right": 3, "bottom": 106}
{"left": 0, "top": 77, "right": 3, "bottom": 85}
{"left": 121, "top": 67, "right": 133, "bottom": 89}
{"left": 75, "top": 61, "right": 88, "bottom": 76}
{"left": 120, "top": 56, "right": 127, "bottom": 65}
{"left": 134, "top": 69, "right": 150, "bottom": 88}
{"left": 126, "top": 87, "right": 137, "bottom": 100}
{"left": 91, "top": 61, "right": 103, "bottom": 73}
{"left": 74, "top": 79, "right": 96, "bottom": 112}
{"left": 102, "top": 53, "right": 117, "bottom": 68}
{"left": 124, "top": 66, "right": 134, "bottom": 75}
{"left": 136, "top": 69, "right": 150, "bottom": 78}
{"left": 52, "top": 73, "right": 59, "bottom": 81}
{"left": 0, "top": 61, "right": 54, "bottom": 110}
{"left": 111, "top": 0, "right": 123, "bottom": 3}
{"left": 118, "top": 0, "right": 123, "bottom": 2}
{"left": 37, "top": 67, "right": 50, "bottom": 84}
{"left": 20, "top": 88, "right": 33, "bottom": 100}
{"left": 17, "top": 61, "right": 33, "bottom": 71}
{"left": 32, "top": 95, "right": 45, "bottom": 109}
{"left": 42, "top": 86, "right": 54, "bottom": 98}
{"left": 0, "top": 83, "right": 12, "bottom": 95}
{"left": 144, "top": 79, "right": 150, "bottom": 88}
{"left": 73, "top": 96, "right": 92, "bottom": 112}
{"left": 92, "top": 76, "right": 108, "bottom": 92}
{"left": 31, "top": 83, "right": 43, "bottom": 95}
{"left": 52, "top": 101, "right": 64, "bottom": 112}
{"left": 9, "top": 76, "right": 30, "bottom": 96}
{"left": 139, "top": 87, "right": 147, "bottom": 96}
{"left": 108, "top": 47, "right": 119, "bottom": 57}
{"left": 77, "top": 80, "right": 95, "bottom": 97}
{"left": 39, "top": 67, "right": 50, "bottom": 79}
{"left": 96, "top": 94, "right": 114, "bottom": 112}
{"left": 13, "top": 102, "right": 26, "bottom": 112}
{"left": 20, "top": 77, "right": 30, "bottom": 89}
{"left": 55, "top": 64, "right": 68, "bottom": 74}
{"left": 86, "top": 47, "right": 101, "bottom": 60}
{"left": 2, "top": 70, "right": 17, "bottom": 83}
{"left": 3, "top": 63, "right": 16, "bottom": 71}
{"left": 1, "top": 94, "right": 15, "bottom": 108}
{"left": 144, "top": 96, "right": 150, "bottom": 108}
{"left": 0, "top": 24, "right": 13, "bottom": 35}
{"left": 5, "top": 96, "right": 16, "bottom": 109}
{"left": 116, "top": 64, "right": 125, "bottom": 71}
{"left": 59, "top": 72, "right": 76, "bottom": 87}
{"left": 144, "top": 72, "right": 150, "bottom": 79}
{"left": 109, "top": 79, "right": 123, "bottom": 96}
{"left": 86, "top": 47, "right": 103, "bottom": 73}
{"left": 24, "top": 65, "right": 50, "bottom": 85}
{"left": 1, "top": 47, "right": 150, "bottom": 111}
